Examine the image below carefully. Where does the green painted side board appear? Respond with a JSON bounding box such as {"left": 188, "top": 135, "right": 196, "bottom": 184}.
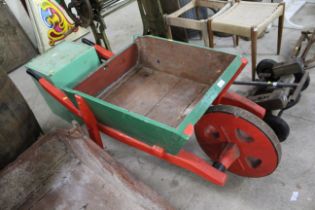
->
{"left": 64, "top": 88, "right": 189, "bottom": 154}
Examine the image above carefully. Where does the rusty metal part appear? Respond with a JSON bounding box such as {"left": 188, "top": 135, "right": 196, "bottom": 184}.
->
{"left": 247, "top": 71, "right": 309, "bottom": 111}
{"left": 195, "top": 105, "right": 281, "bottom": 177}
{"left": 61, "top": 0, "right": 111, "bottom": 50}
{"left": 292, "top": 29, "right": 315, "bottom": 69}
{"left": 64, "top": 0, "right": 93, "bottom": 27}
{"left": 256, "top": 59, "right": 304, "bottom": 81}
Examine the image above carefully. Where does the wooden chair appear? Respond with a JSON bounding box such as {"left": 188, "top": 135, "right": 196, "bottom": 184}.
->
{"left": 208, "top": 1, "right": 285, "bottom": 80}
{"left": 165, "top": 0, "right": 233, "bottom": 47}
{"left": 165, "top": 0, "right": 285, "bottom": 81}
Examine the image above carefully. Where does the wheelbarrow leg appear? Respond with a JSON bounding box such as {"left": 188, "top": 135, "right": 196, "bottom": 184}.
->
{"left": 76, "top": 95, "right": 104, "bottom": 149}
{"left": 98, "top": 123, "right": 229, "bottom": 186}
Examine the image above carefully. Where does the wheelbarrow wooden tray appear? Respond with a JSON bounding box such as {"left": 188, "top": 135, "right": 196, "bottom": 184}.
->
{"left": 28, "top": 36, "right": 244, "bottom": 154}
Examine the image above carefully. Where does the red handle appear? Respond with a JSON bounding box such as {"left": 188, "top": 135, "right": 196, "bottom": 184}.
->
{"left": 82, "top": 38, "right": 114, "bottom": 60}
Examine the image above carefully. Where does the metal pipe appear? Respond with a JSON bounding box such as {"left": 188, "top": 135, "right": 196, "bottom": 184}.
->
{"left": 233, "top": 81, "right": 298, "bottom": 88}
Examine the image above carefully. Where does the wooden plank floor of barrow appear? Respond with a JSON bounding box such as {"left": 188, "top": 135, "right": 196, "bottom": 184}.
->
{"left": 0, "top": 2, "right": 37, "bottom": 73}
{"left": 101, "top": 67, "right": 208, "bottom": 127}
{"left": 0, "top": 125, "right": 174, "bottom": 210}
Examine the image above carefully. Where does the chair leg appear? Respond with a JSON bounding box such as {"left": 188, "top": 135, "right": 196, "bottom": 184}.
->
{"left": 208, "top": 20, "right": 214, "bottom": 48}
{"left": 251, "top": 29, "right": 258, "bottom": 81}
{"left": 202, "top": 21, "right": 210, "bottom": 47}
{"left": 277, "top": 16, "right": 284, "bottom": 54}
{"left": 277, "top": 5, "right": 285, "bottom": 55}
{"left": 195, "top": 7, "right": 200, "bottom": 20}
{"left": 233, "top": 35, "right": 239, "bottom": 47}
{"left": 166, "top": 25, "right": 173, "bottom": 40}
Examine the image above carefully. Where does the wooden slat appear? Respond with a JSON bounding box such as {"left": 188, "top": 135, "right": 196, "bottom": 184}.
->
{"left": 100, "top": 66, "right": 209, "bottom": 127}
{"left": 196, "top": 0, "right": 227, "bottom": 10}
{"left": 167, "top": 17, "right": 204, "bottom": 30}
{"left": 160, "top": 0, "right": 188, "bottom": 41}
{"left": 146, "top": 78, "right": 207, "bottom": 127}
{"left": 101, "top": 67, "right": 180, "bottom": 116}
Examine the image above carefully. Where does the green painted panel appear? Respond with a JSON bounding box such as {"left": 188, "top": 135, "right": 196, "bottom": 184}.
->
{"left": 26, "top": 41, "right": 100, "bottom": 88}
{"left": 64, "top": 88, "right": 188, "bottom": 154}
{"left": 36, "top": 82, "right": 73, "bottom": 122}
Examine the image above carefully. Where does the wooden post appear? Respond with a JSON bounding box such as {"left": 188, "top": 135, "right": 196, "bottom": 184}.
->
{"left": 138, "top": 0, "right": 187, "bottom": 41}
{"left": 251, "top": 28, "right": 258, "bottom": 81}
{"left": 233, "top": 35, "right": 239, "bottom": 47}
{"left": 166, "top": 24, "right": 173, "bottom": 39}
{"left": 202, "top": 20, "right": 210, "bottom": 47}
{"left": 277, "top": 3, "right": 285, "bottom": 55}
{"left": 208, "top": 20, "right": 214, "bottom": 48}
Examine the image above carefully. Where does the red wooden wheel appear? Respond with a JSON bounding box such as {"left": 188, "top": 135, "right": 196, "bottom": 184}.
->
{"left": 195, "top": 105, "right": 281, "bottom": 177}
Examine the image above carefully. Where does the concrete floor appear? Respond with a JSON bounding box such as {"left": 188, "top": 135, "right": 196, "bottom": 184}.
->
{"left": 9, "top": 2, "right": 315, "bottom": 210}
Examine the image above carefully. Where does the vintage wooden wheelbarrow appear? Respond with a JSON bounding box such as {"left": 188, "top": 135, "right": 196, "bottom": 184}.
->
{"left": 26, "top": 36, "right": 281, "bottom": 186}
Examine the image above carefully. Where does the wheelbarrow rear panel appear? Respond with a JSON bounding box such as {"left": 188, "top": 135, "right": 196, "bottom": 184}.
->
{"left": 26, "top": 42, "right": 101, "bottom": 122}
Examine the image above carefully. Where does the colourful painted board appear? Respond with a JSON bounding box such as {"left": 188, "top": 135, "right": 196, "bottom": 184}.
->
{"left": 25, "top": 0, "right": 89, "bottom": 53}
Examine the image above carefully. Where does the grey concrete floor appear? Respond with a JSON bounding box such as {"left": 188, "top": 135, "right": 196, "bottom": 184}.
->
{"left": 9, "top": 2, "right": 315, "bottom": 210}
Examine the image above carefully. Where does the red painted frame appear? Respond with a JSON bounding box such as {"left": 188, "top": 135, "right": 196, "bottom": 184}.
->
{"left": 33, "top": 44, "right": 267, "bottom": 186}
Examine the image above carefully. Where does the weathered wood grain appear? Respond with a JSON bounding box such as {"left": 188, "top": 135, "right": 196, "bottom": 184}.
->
{"left": 100, "top": 66, "right": 208, "bottom": 127}
{"left": 0, "top": 125, "right": 174, "bottom": 210}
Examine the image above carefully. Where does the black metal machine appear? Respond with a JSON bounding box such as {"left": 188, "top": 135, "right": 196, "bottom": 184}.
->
{"left": 249, "top": 59, "right": 309, "bottom": 110}
{"left": 60, "top": 0, "right": 132, "bottom": 50}
{"left": 234, "top": 58, "right": 310, "bottom": 142}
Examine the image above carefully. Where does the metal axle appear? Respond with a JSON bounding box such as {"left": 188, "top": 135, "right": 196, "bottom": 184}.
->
{"left": 233, "top": 80, "right": 298, "bottom": 88}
